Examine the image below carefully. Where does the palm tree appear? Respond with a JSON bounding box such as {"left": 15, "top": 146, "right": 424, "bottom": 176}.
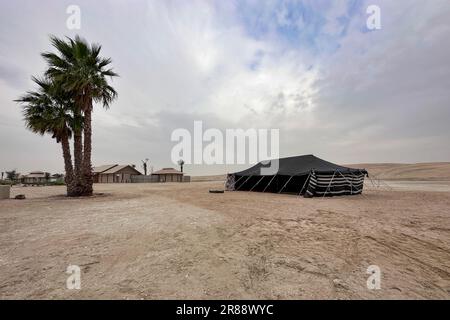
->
{"left": 142, "top": 158, "right": 149, "bottom": 176}
{"left": 42, "top": 35, "right": 118, "bottom": 196}
{"left": 178, "top": 159, "right": 185, "bottom": 173}
{"left": 16, "top": 77, "right": 81, "bottom": 196}
{"left": 5, "top": 170, "right": 17, "bottom": 182}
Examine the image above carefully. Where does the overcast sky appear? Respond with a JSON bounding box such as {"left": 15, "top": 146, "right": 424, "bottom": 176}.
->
{"left": 1, "top": 0, "right": 449, "bottom": 175}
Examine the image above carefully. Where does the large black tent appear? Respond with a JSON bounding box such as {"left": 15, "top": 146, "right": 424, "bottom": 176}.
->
{"left": 226, "top": 155, "right": 368, "bottom": 197}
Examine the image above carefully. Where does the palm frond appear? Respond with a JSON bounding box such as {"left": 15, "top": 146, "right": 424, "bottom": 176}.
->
{"left": 15, "top": 75, "right": 78, "bottom": 142}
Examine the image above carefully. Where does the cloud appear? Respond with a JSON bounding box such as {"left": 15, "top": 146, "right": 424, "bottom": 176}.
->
{"left": 1, "top": 0, "right": 450, "bottom": 175}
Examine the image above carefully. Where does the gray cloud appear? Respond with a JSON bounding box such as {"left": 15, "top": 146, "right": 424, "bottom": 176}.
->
{"left": 1, "top": 0, "right": 449, "bottom": 175}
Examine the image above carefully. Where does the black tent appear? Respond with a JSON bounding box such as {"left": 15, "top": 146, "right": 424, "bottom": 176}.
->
{"left": 225, "top": 155, "right": 368, "bottom": 197}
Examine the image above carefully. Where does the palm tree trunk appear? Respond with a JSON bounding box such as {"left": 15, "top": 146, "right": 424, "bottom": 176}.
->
{"left": 60, "top": 134, "right": 75, "bottom": 196}
{"left": 82, "top": 100, "right": 93, "bottom": 196}
{"left": 74, "top": 133, "right": 82, "bottom": 175}
{"left": 72, "top": 125, "right": 83, "bottom": 196}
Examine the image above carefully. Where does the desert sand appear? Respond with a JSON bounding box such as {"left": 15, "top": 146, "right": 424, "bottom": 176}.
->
{"left": 0, "top": 180, "right": 449, "bottom": 299}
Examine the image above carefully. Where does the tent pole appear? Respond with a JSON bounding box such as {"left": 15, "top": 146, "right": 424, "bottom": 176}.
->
{"left": 250, "top": 176, "right": 265, "bottom": 192}
{"left": 298, "top": 172, "right": 311, "bottom": 196}
{"left": 224, "top": 174, "right": 232, "bottom": 190}
{"left": 278, "top": 175, "right": 294, "bottom": 194}
{"left": 322, "top": 170, "right": 337, "bottom": 198}
{"left": 336, "top": 171, "right": 354, "bottom": 195}
{"left": 262, "top": 175, "right": 277, "bottom": 193}
{"left": 365, "top": 172, "right": 390, "bottom": 191}
{"left": 367, "top": 171, "right": 381, "bottom": 188}
{"left": 349, "top": 171, "right": 369, "bottom": 198}
{"left": 236, "top": 175, "right": 252, "bottom": 191}
{"left": 366, "top": 172, "right": 377, "bottom": 188}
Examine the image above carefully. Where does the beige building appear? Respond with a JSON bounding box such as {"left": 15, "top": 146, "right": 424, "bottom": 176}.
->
{"left": 22, "top": 171, "right": 50, "bottom": 184}
{"left": 152, "top": 168, "right": 184, "bottom": 182}
{"left": 93, "top": 164, "right": 141, "bottom": 183}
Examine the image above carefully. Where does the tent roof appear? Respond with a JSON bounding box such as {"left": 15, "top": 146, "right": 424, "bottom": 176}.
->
{"left": 231, "top": 154, "right": 367, "bottom": 176}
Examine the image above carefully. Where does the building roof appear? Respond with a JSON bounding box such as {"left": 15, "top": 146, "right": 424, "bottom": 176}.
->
{"left": 25, "top": 172, "right": 49, "bottom": 178}
{"left": 153, "top": 167, "right": 183, "bottom": 175}
{"left": 101, "top": 165, "right": 141, "bottom": 175}
{"left": 93, "top": 164, "right": 118, "bottom": 174}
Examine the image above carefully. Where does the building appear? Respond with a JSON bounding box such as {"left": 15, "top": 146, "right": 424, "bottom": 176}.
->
{"left": 93, "top": 164, "right": 142, "bottom": 183}
{"left": 152, "top": 168, "right": 184, "bottom": 182}
{"left": 93, "top": 165, "right": 117, "bottom": 183}
{"left": 22, "top": 171, "right": 50, "bottom": 184}
{"left": 50, "top": 174, "right": 64, "bottom": 183}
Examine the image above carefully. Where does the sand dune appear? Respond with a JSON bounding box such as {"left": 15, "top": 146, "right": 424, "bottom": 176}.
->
{"left": 346, "top": 162, "right": 450, "bottom": 181}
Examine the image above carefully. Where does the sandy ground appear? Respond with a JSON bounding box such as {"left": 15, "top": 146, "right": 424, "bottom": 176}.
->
{"left": 379, "top": 180, "right": 450, "bottom": 192}
{"left": 0, "top": 181, "right": 449, "bottom": 299}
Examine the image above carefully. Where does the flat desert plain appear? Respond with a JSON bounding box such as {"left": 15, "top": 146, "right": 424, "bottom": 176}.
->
{"left": 1, "top": 179, "right": 449, "bottom": 299}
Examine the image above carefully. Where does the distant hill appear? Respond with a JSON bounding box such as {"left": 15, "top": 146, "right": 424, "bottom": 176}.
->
{"left": 345, "top": 162, "right": 450, "bottom": 181}
{"left": 191, "top": 162, "right": 450, "bottom": 182}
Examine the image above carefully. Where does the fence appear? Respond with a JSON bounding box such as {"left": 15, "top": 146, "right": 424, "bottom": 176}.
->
{"left": 130, "top": 175, "right": 191, "bottom": 183}
{"left": 131, "top": 175, "right": 159, "bottom": 183}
